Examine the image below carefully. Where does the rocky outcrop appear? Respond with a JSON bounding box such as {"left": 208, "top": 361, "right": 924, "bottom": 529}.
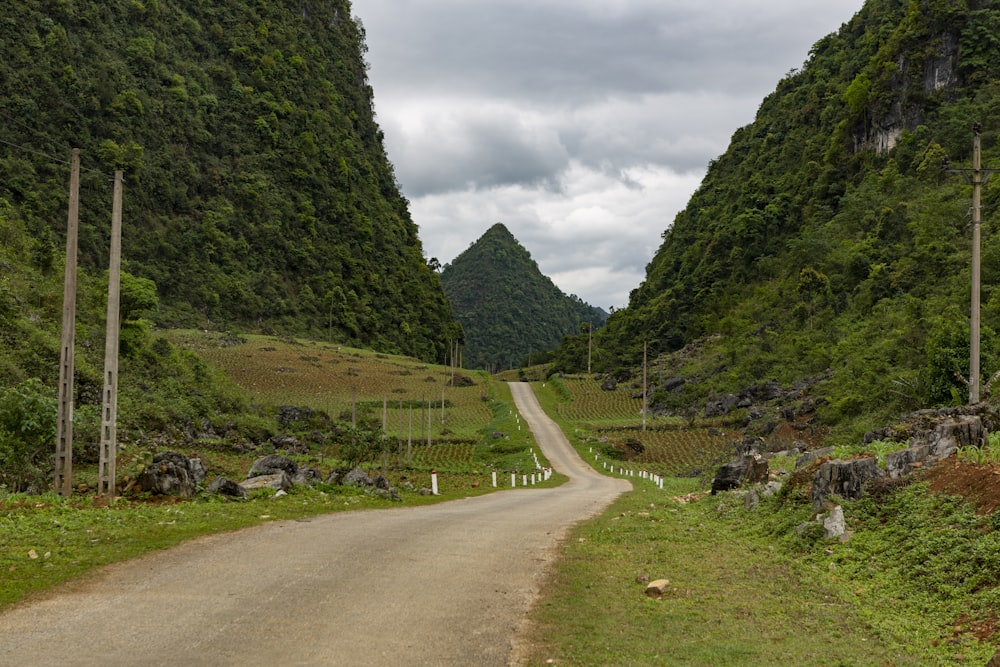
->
{"left": 710, "top": 454, "right": 768, "bottom": 494}
{"left": 811, "top": 458, "right": 883, "bottom": 509}
{"left": 137, "top": 451, "right": 205, "bottom": 497}
{"left": 239, "top": 471, "right": 293, "bottom": 493}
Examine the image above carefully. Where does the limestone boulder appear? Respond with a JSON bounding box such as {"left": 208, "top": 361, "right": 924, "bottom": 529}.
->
{"left": 239, "top": 471, "right": 293, "bottom": 493}
{"left": 710, "top": 455, "right": 768, "bottom": 494}
{"left": 811, "top": 458, "right": 883, "bottom": 508}
{"left": 248, "top": 454, "right": 298, "bottom": 479}
{"left": 207, "top": 477, "right": 249, "bottom": 500}
{"left": 137, "top": 451, "right": 204, "bottom": 497}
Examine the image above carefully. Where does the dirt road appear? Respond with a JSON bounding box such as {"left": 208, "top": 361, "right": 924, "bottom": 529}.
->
{"left": 0, "top": 383, "right": 629, "bottom": 666}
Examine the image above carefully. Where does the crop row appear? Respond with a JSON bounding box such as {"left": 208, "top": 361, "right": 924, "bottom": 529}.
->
{"left": 408, "top": 443, "right": 477, "bottom": 470}
{"left": 596, "top": 428, "right": 737, "bottom": 477}
{"left": 549, "top": 376, "right": 648, "bottom": 424}
{"left": 178, "top": 333, "right": 493, "bottom": 439}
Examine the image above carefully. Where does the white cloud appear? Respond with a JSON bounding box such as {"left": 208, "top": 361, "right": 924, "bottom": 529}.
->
{"left": 359, "top": 0, "right": 865, "bottom": 308}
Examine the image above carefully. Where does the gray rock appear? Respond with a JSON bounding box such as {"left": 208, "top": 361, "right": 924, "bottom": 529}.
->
{"left": 341, "top": 467, "right": 373, "bottom": 487}
{"left": 188, "top": 458, "right": 207, "bottom": 486}
{"left": 811, "top": 458, "right": 883, "bottom": 508}
{"left": 239, "top": 471, "right": 293, "bottom": 493}
{"left": 795, "top": 446, "right": 835, "bottom": 470}
{"left": 885, "top": 445, "right": 930, "bottom": 479}
{"left": 207, "top": 477, "right": 249, "bottom": 500}
{"left": 370, "top": 487, "right": 402, "bottom": 501}
{"left": 137, "top": 451, "right": 201, "bottom": 497}
{"left": 292, "top": 465, "right": 323, "bottom": 486}
{"left": 823, "top": 506, "right": 847, "bottom": 540}
{"left": 269, "top": 433, "right": 302, "bottom": 450}
{"left": 710, "top": 455, "right": 768, "bottom": 494}
{"left": 248, "top": 454, "right": 298, "bottom": 479}
{"left": 762, "top": 481, "right": 783, "bottom": 496}
{"left": 915, "top": 415, "right": 984, "bottom": 459}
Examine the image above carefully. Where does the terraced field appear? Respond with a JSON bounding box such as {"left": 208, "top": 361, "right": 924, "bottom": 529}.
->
{"left": 538, "top": 375, "right": 738, "bottom": 477}
{"left": 167, "top": 331, "right": 493, "bottom": 442}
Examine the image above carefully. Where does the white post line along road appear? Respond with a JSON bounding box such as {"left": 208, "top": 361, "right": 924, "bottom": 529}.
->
{"left": 0, "top": 383, "right": 630, "bottom": 666}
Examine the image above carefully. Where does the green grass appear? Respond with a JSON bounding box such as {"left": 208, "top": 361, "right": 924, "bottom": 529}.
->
{"left": 518, "top": 378, "right": 999, "bottom": 665}
{"left": 520, "top": 481, "right": 992, "bottom": 666}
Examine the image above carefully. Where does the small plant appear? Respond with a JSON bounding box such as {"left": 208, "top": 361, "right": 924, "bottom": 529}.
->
{"left": 833, "top": 439, "right": 907, "bottom": 467}
{"left": 958, "top": 445, "right": 989, "bottom": 466}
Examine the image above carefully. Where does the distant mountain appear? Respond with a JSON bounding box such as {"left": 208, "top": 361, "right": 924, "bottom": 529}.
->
{"left": 440, "top": 223, "right": 607, "bottom": 370}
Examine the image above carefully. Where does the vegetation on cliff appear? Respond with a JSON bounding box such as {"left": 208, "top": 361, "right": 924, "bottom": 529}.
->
{"left": 440, "top": 223, "right": 606, "bottom": 371}
{"left": 0, "top": 0, "right": 455, "bottom": 360}
{"left": 551, "top": 0, "right": 1000, "bottom": 442}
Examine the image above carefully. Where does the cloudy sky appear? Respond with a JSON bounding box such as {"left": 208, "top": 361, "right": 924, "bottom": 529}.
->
{"left": 357, "top": 0, "right": 865, "bottom": 311}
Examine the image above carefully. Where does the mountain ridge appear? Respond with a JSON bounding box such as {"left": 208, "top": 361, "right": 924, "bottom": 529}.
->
{"left": 551, "top": 0, "right": 1000, "bottom": 443}
{"left": 440, "top": 222, "right": 606, "bottom": 371}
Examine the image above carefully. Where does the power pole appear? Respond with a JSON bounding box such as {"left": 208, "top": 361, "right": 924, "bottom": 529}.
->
{"left": 642, "top": 340, "right": 648, "bottom": 433}
{"left": 98, "top": 171, "right": 124, "bottom": 498}
{"left": 55, "top": 148, "right": 80, "bottom": 497}
{"left": 587, "top": 322, "right": 592, "bottom": 375}
{"left": 946, "top": 123, "right": 998, "bottom": 404}
{"left": 972, "top": 127, "right": 983, "bottom": 404}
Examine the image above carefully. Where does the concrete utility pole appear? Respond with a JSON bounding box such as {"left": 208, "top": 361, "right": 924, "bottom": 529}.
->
{"left": 98, "top": 171, "right": 124, "bottom": 497}
{"left": 587, "top": 322, "right": 592, "bottom": 375}
{"left": 55, "top": 149, "right": 81, "bottom": 497}
{"left": 972, "top": 127, "right": 983, "bottom": 404}
{"left": 642, "top": 340, "right": 647, "bottom": 432}
{"left": 946, "top": 123, "right": 998, "bottom": 404}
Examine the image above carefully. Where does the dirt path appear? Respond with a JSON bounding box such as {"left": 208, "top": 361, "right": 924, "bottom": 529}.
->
{"left": 0, "top": 383, "right": 629, "bottom": 666}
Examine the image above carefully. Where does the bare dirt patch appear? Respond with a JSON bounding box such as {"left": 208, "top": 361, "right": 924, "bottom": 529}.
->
{"left": 923, "top": 458, "right": 1000, "bottom": 515}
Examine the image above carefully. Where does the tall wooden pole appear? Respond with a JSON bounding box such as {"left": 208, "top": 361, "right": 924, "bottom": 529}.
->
{"left": 55, "top": 149, "right": 80, "bottom": 497}
{"left": 970, "top": 125, "right": 983, "bottom": 404}
{"left": 99, "top": 171, "right": 124, "bottom": 498}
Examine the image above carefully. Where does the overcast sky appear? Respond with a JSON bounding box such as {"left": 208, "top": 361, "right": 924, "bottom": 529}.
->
{"left": 356, "top": 0, "right": 865, "bottom": 311}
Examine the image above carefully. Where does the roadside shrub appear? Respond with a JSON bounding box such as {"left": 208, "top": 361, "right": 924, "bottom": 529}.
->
{"left": 0, "top": 378, "right": 57, "bottom": 492}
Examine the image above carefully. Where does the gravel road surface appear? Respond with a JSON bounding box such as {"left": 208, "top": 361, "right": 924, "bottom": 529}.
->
{"left": 0, "top": 382, "right": 630, "bottom": 666}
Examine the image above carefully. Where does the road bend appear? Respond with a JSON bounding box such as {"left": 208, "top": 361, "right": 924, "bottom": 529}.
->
{"left": 0, "top": 382, "right": 629, "bottom": 666}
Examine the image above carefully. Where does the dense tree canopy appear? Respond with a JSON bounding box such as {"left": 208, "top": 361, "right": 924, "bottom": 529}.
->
{"left": 551, "top": 0, "right": 1000, "bottom": 440}
{"left": 440, "top": 223, "right": 606, "bottom": 370}
{"left": 0, "top": 0, "right": 455, "bottom": 361}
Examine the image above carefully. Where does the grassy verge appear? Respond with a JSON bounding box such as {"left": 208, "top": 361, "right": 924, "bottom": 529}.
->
{"left": 520, "top": 482, "right": 940, "bottom": 666}
{"left": 518, "top": 379, "right": 999, "bottom": 665}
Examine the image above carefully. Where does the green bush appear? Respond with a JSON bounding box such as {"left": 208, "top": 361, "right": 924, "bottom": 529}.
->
{"left": 0, "top": 378, "right": 57, "bottom": 492}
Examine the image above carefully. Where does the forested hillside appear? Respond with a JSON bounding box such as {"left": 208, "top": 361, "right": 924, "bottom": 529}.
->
{"left": 552, "top": 0, "right": 1000, "bottom": 442}
{"left": 440, "top": 223, "right": 606, "bottom": 370}
{"left": 0, "top": 0, "right": 455, "bottom": 361}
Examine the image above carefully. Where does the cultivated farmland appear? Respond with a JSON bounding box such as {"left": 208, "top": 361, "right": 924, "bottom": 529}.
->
{"left": 163, "top": 331, "right": 543, "bottom": 476}
{"left": 535, "top": 375, "right": 738, "bottom": 477}
{"left": 169, "top": 331, "right": 491, "bottom": 439}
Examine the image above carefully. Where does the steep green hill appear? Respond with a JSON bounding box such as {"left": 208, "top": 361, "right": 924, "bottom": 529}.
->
{"left": 552, "top": 0, "right": 1000, "bottom": 442}
{"left": 440, "top": 223, "right": 606, "bottom": 371}
{"left": 0, "top": 0, "right": 455, "bottom": 361}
